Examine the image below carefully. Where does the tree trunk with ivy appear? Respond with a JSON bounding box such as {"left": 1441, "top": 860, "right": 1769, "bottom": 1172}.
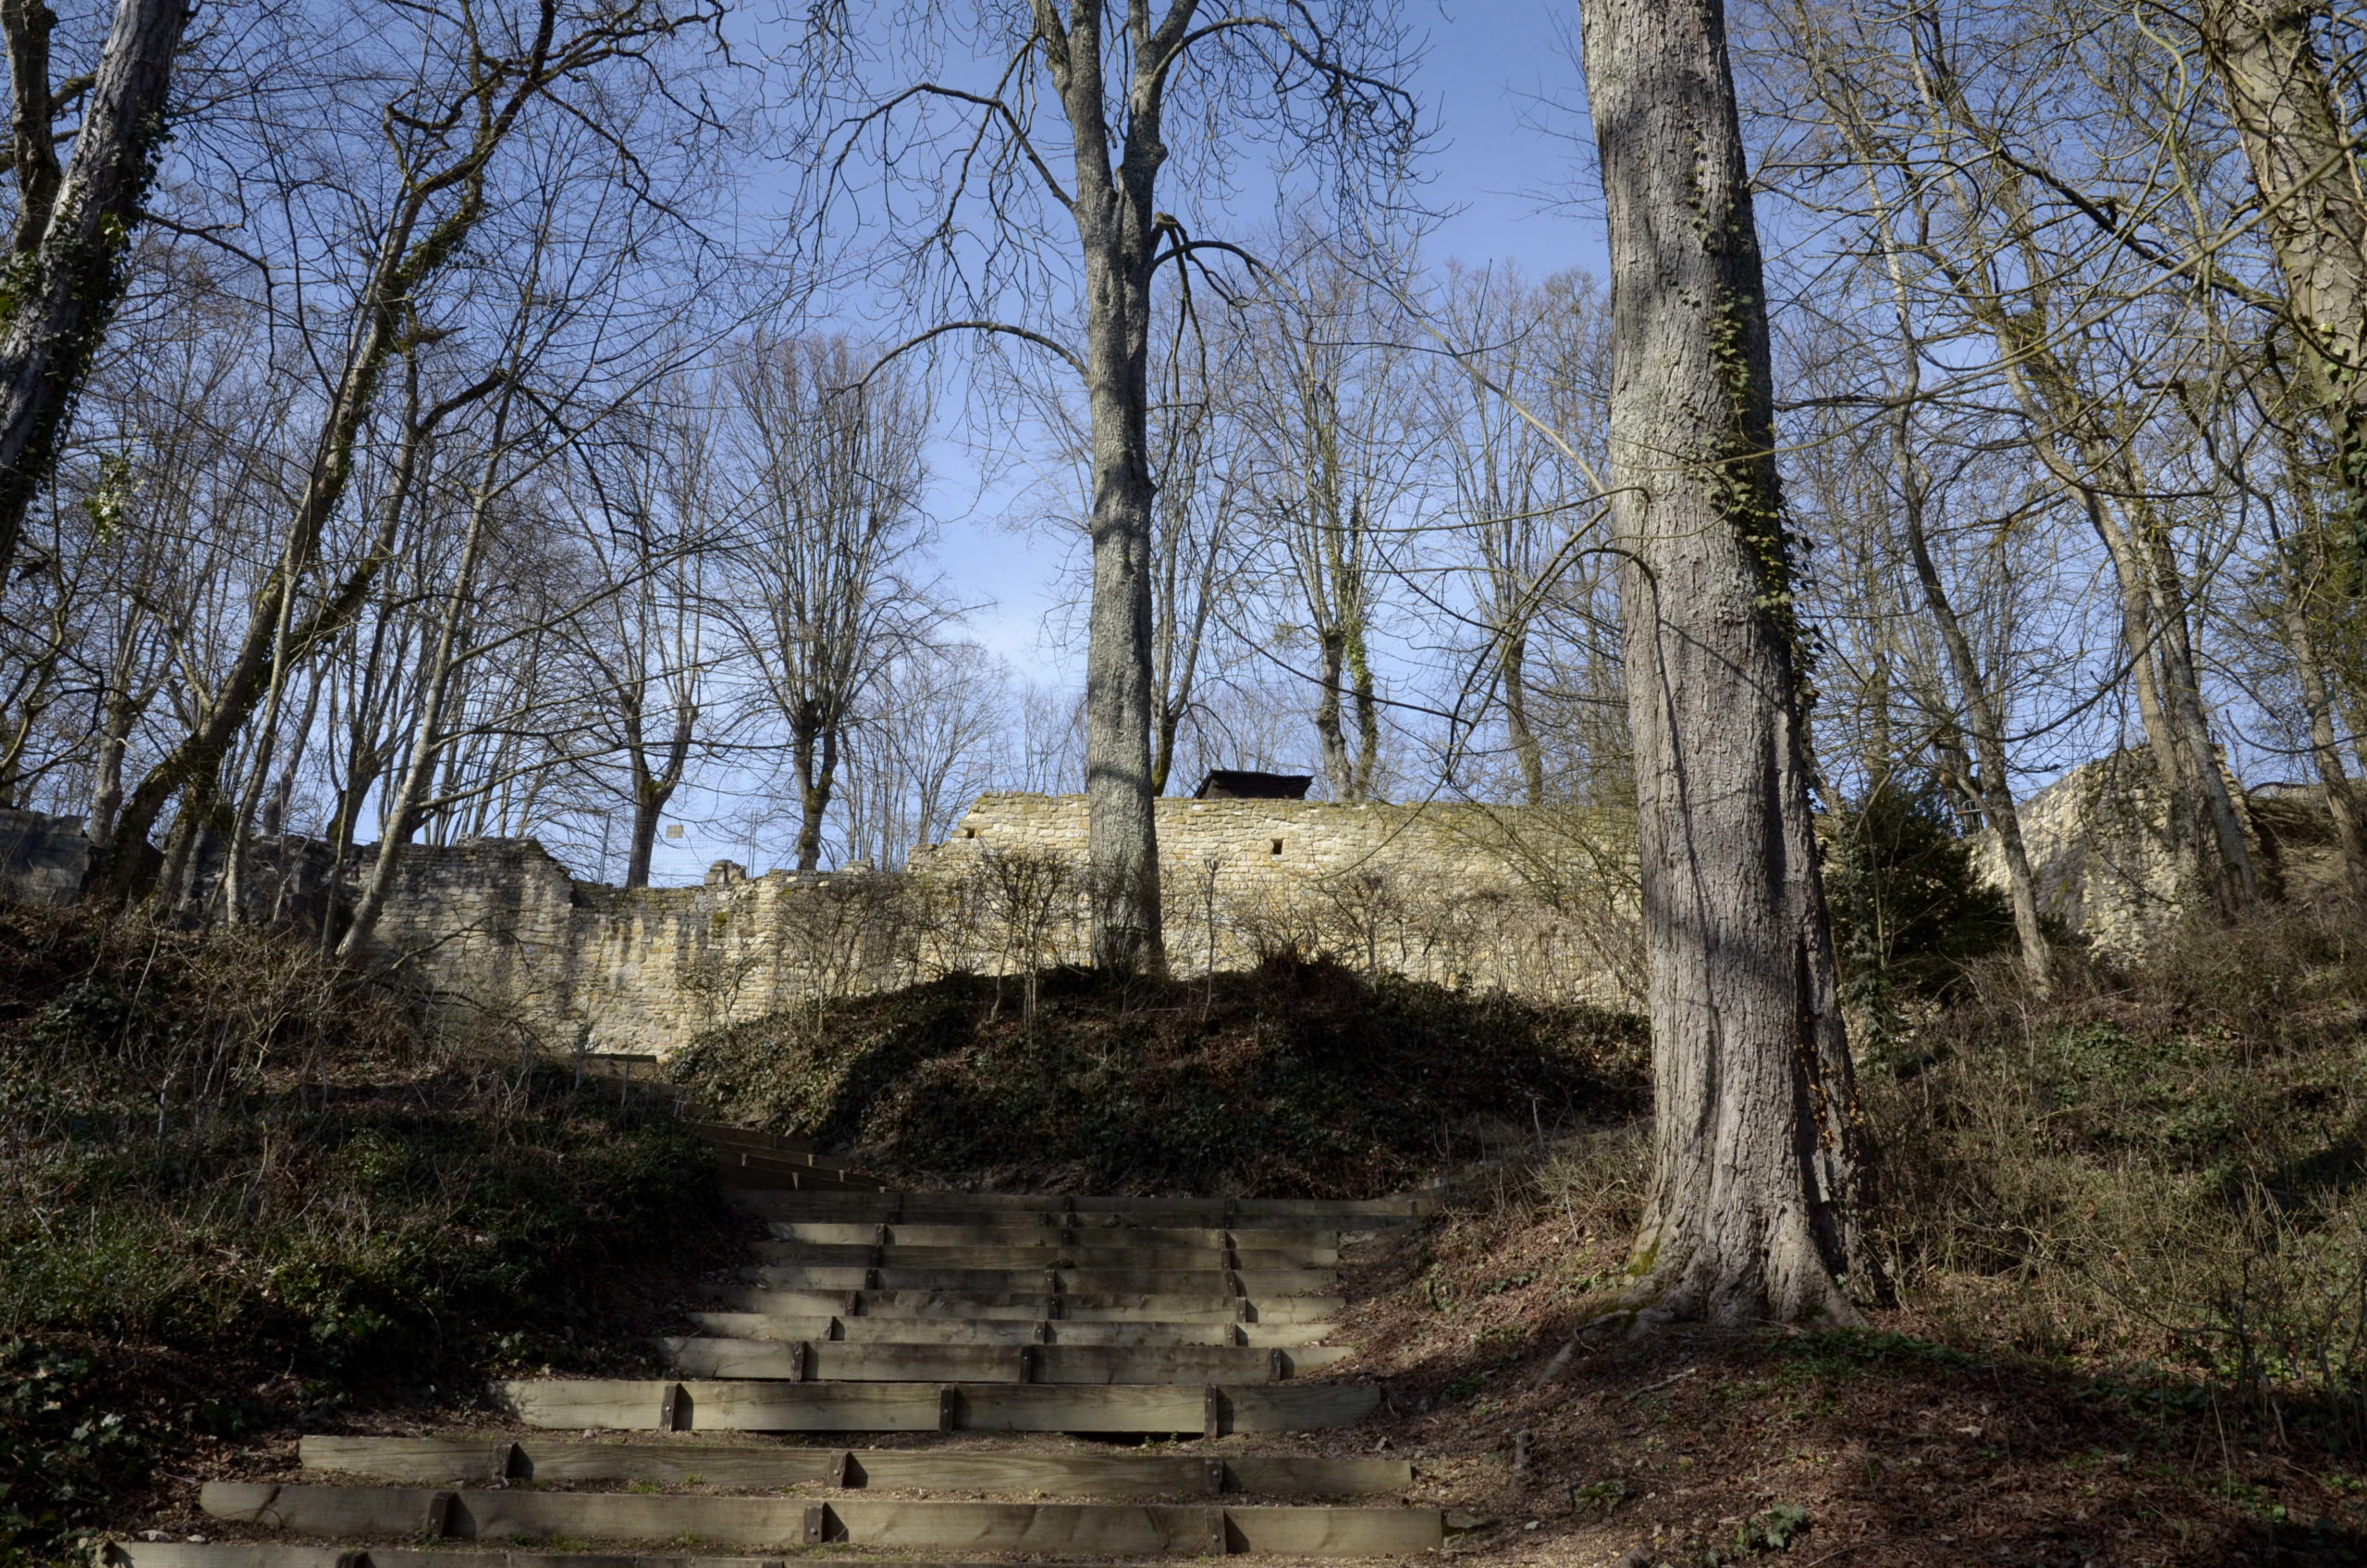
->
{"left": 0, "top": 0, "right": 188, "bottom": 585}
{"left": 1576, "top": 0, "right": 1877, "bottom": 1323}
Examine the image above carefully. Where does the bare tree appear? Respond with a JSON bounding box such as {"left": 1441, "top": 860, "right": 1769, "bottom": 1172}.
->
{"left": 720, "top": 333, "right": 934, "bottom": 872}
{"left": 810, "top": 0, "right": 1421, "bottom": 970}
{"left": 1425, "top": 263, "right": 1613, "bottom": 806}
{"left": 1238, "top": 233, "right": 1421, "bottom": 803}
{"left": 88, "top": 0, "right": 726, "bottom": 901}
{"left": 1575, "top": 0, "right": 1875, "bottom": 1323}
{"left": 0, "top": 0, "right": 190, "bottom": 585}
{"left": 840, "top": 641, "right": 1012, "bottom": 867}
{"left": 567, "top": 395, "right": 716, "bottom": 887}
{"left": 2196, "top": 0, "right": 2367, "bottom": 532}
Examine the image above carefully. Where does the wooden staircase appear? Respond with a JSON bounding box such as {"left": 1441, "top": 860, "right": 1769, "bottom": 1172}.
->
{"left": 105, "top": 1122, "right": 1445, "bottom": 1568}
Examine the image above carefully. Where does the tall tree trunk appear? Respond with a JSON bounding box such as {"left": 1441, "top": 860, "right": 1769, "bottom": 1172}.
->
{"left": 1045, "top": 0, "right": 1164, "bottom": 974}
{"left": 620, "top": 691, "right": 696, "bottom": 888}
{"left": 2269, "top": 506, "right": 2367, "bottom": 900}
{"left": 626, "top": 782, "right": 663, "bottom": 886}
{"left": 1314, "top": 626, "right": 1352, "bottom": 799}
{"left": 1346, "top": 605, "right": 1380, "bottom": 802}
{"left": 791, "top": 703, "right": 838, "bottom": 871}
{"left": 0, "top": 0, "right": 188, "bottom": 585}
{"left": 1502, "top": 631, "right": 1546, "bottom": 805}
{"left": 339, "top": 423, "right": 506, "bottom": 960}
{"left": 1985, "top": 304, "right": 2258, "bottom": 916}
{"left": 2196, "top": 0, "right": 2367, "bottom": 534}
{"left": 86, "top": 689, "right": 140, "bottom": 844}
{"left": 1577, "top": 0, "right": 1875, "bottom": 1323}
{"left": 2136, "top": 512, "right": 2260, "bottom": 911}
{"left": 1890, "top": 414, "right": 2053, "bottom": 990}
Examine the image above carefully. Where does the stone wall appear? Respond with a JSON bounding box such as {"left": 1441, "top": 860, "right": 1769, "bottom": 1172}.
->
{"left": 915, "top": 792, "right": 1642, "bottom": 1001}
{"left": 10, "top": 746, "right": 2297, "bottom": 1055}
{"left": 352, "top": 795, "right": 1643, "bottom": 1055}
{"left": 1968, "top": 751, "right": 2287, "bottom": 959}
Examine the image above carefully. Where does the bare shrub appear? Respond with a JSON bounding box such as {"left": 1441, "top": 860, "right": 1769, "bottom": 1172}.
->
{"left": 1861, "top": 900, "right": 2367, "bottom": 1433}
{"left": 769, "top": 870, "right": 910, "bottom": 1025}
{"left": 1313, "top": 868, "right": 1409, "bottom": 976}
{"left": 975, "top": 848, "right": 1080, "bottom": 1023}
{"left": 1221, "top": 878, "right": 1331, "bottom": 967}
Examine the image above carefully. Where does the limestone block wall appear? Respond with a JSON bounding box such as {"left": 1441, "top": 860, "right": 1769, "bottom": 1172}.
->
{"left": 914, "top": 793, "right": 1643, "bottom": 1004}
{"left": 367, "top": 842, "right": 911, "bottom": 1055}
{"left": 1968, "top": 751, "right": 2273, "bottom": 959}
{"left": 358, "top": 795, "right": 1644, "bottom": 1056}
{"left": 18, "top": 747, "right": 2278, "bottom": 1055}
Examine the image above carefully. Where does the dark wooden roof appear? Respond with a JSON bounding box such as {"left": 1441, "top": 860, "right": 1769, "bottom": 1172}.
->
{"left": 1194, "top": 769, "right": 1314, "bottom": 801}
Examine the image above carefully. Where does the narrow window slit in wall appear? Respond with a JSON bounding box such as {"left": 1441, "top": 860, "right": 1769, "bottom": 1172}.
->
{"left": 1269, "top": 839, "right": 1284, "bottom": 856}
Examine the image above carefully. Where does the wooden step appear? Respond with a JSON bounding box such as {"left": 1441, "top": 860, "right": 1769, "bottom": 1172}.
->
{"left": 766, "top": 1220, "right": 1341, "bottom": 1253}
{"left": 108, "top": 1546, "right": 1105, "bottom": 1568}
{"left": 299, "top": 1437, "right": 1414, "bottom": 1497}
{"left": 107, "top": 1548, "right": 825, "bottom": 1568}
{"left": 681, "top": 1122, "right": 821, "bottom": 1157}
{"left": 724, "top": 1203, "right": 1420, "bottom": 1231}
{"left": 659, "top": 1336, "right": 1349, "bottom": 1383}
{"left": 201, "top": 1483, "right": 1439, "bottom": 1556}
{"left": 711, "top": 1286, "right": 1338, "bottom": 1324}
{"left": 736, "top": 1263, "right": 1336, "bottom": 1295}
{"left": 682, "top": 1311, "right": 1333, "bottom": 1347}
{"left": 752, "top": 1239, "right": 1342, "bottom": 1269}
{"left": 491, "top": 1378, "right": 1380, "bottom": 1433}
{"left": 712, "top": 1155, "right": 888, "bottom": 1194}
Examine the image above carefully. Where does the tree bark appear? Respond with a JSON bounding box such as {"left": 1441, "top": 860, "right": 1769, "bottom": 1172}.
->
{"left": 791, "top": 701, "right": 837, "bottom": 872}
{"left": 1314, "top": 625, "right": 1351, "bottom": 799}
{"left": 1039, "top": 0, "right": 1166, "bottom": 972}
{"left": 0, "top": 0, "right": 188, "bottom": 586}
{"left": 1577, "top": 0, "right": 1875, "bottom": 1322}
{"left": 623, "top": 694, "right": 694, "bottom": 887}
{"left": 2267, "top": 500, "right": 2367, "bottom": 900}
{"left": 1502, "top": 631, "right": 1546, "bottom": 805}
{"left": 2196, "top": 0, "right": 2367, "bottom": 532}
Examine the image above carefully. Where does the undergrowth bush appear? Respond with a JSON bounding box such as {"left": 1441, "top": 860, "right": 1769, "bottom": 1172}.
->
{"left": 0, "top": 1343, "right": 147, "bottom": 1567}
{"left": 1864, "top": 899, "right": 2367, "bottom": 1449}
{"left": 0, "top": 904, "right": 728, "bottom": 1559}
{"left": 667, "top": 958, "right": 1649, "bottom": 1195}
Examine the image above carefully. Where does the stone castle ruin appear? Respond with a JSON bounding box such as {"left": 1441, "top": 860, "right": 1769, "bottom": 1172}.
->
{"left": 0, "top": 754, "right": 2346, "bottom": 1056}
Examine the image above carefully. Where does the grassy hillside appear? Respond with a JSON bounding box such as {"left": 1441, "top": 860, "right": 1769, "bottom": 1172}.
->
{"left": 665, "top": 961, "right": 1650, "bottom": 1196}
{"left": 0, "top": 905, "right": 732, "bottom": 1564}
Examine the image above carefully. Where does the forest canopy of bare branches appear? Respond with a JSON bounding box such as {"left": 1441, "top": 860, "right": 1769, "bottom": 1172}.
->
{"left": 0, "top": 0, "right": 2355, "bottom": 980}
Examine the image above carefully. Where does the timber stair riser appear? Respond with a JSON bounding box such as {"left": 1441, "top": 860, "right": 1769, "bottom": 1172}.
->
{"left": 299, "top": 1438, "right": 1413, "bottom": 1496}
{"left": 201, "top": 1484, "right": 1442, "bottom": 1556}
{"left": 107, "top": 1549, "right": 1074, "bottom": 1568}
{"left": 752, "top": 1240, "right": 1342, "bottom": 1268}
{"left": 737, "top": 1262, "right": 1336, "bottom": 1294}
{"left": 724, "top": 1203, "right": 1420, "bottom": 1231}
{"left": 660, "top": 1335, "right": 1348, "bottom": 1382}
{"left": 494, "top": 1378, "right": 1380, "bottom": 1433}
{"left": 716, "top": 1159, "right": 888, "bottom": 1194}
{"left": 767, "top": 1221, "right": 1342, "bottom": 1253}
{"left": 685, "top": 1311, "right": 1333, "bottom": 1347}
{"left": 711, "top": 1284, "right": 1337, "bottom": 1323}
